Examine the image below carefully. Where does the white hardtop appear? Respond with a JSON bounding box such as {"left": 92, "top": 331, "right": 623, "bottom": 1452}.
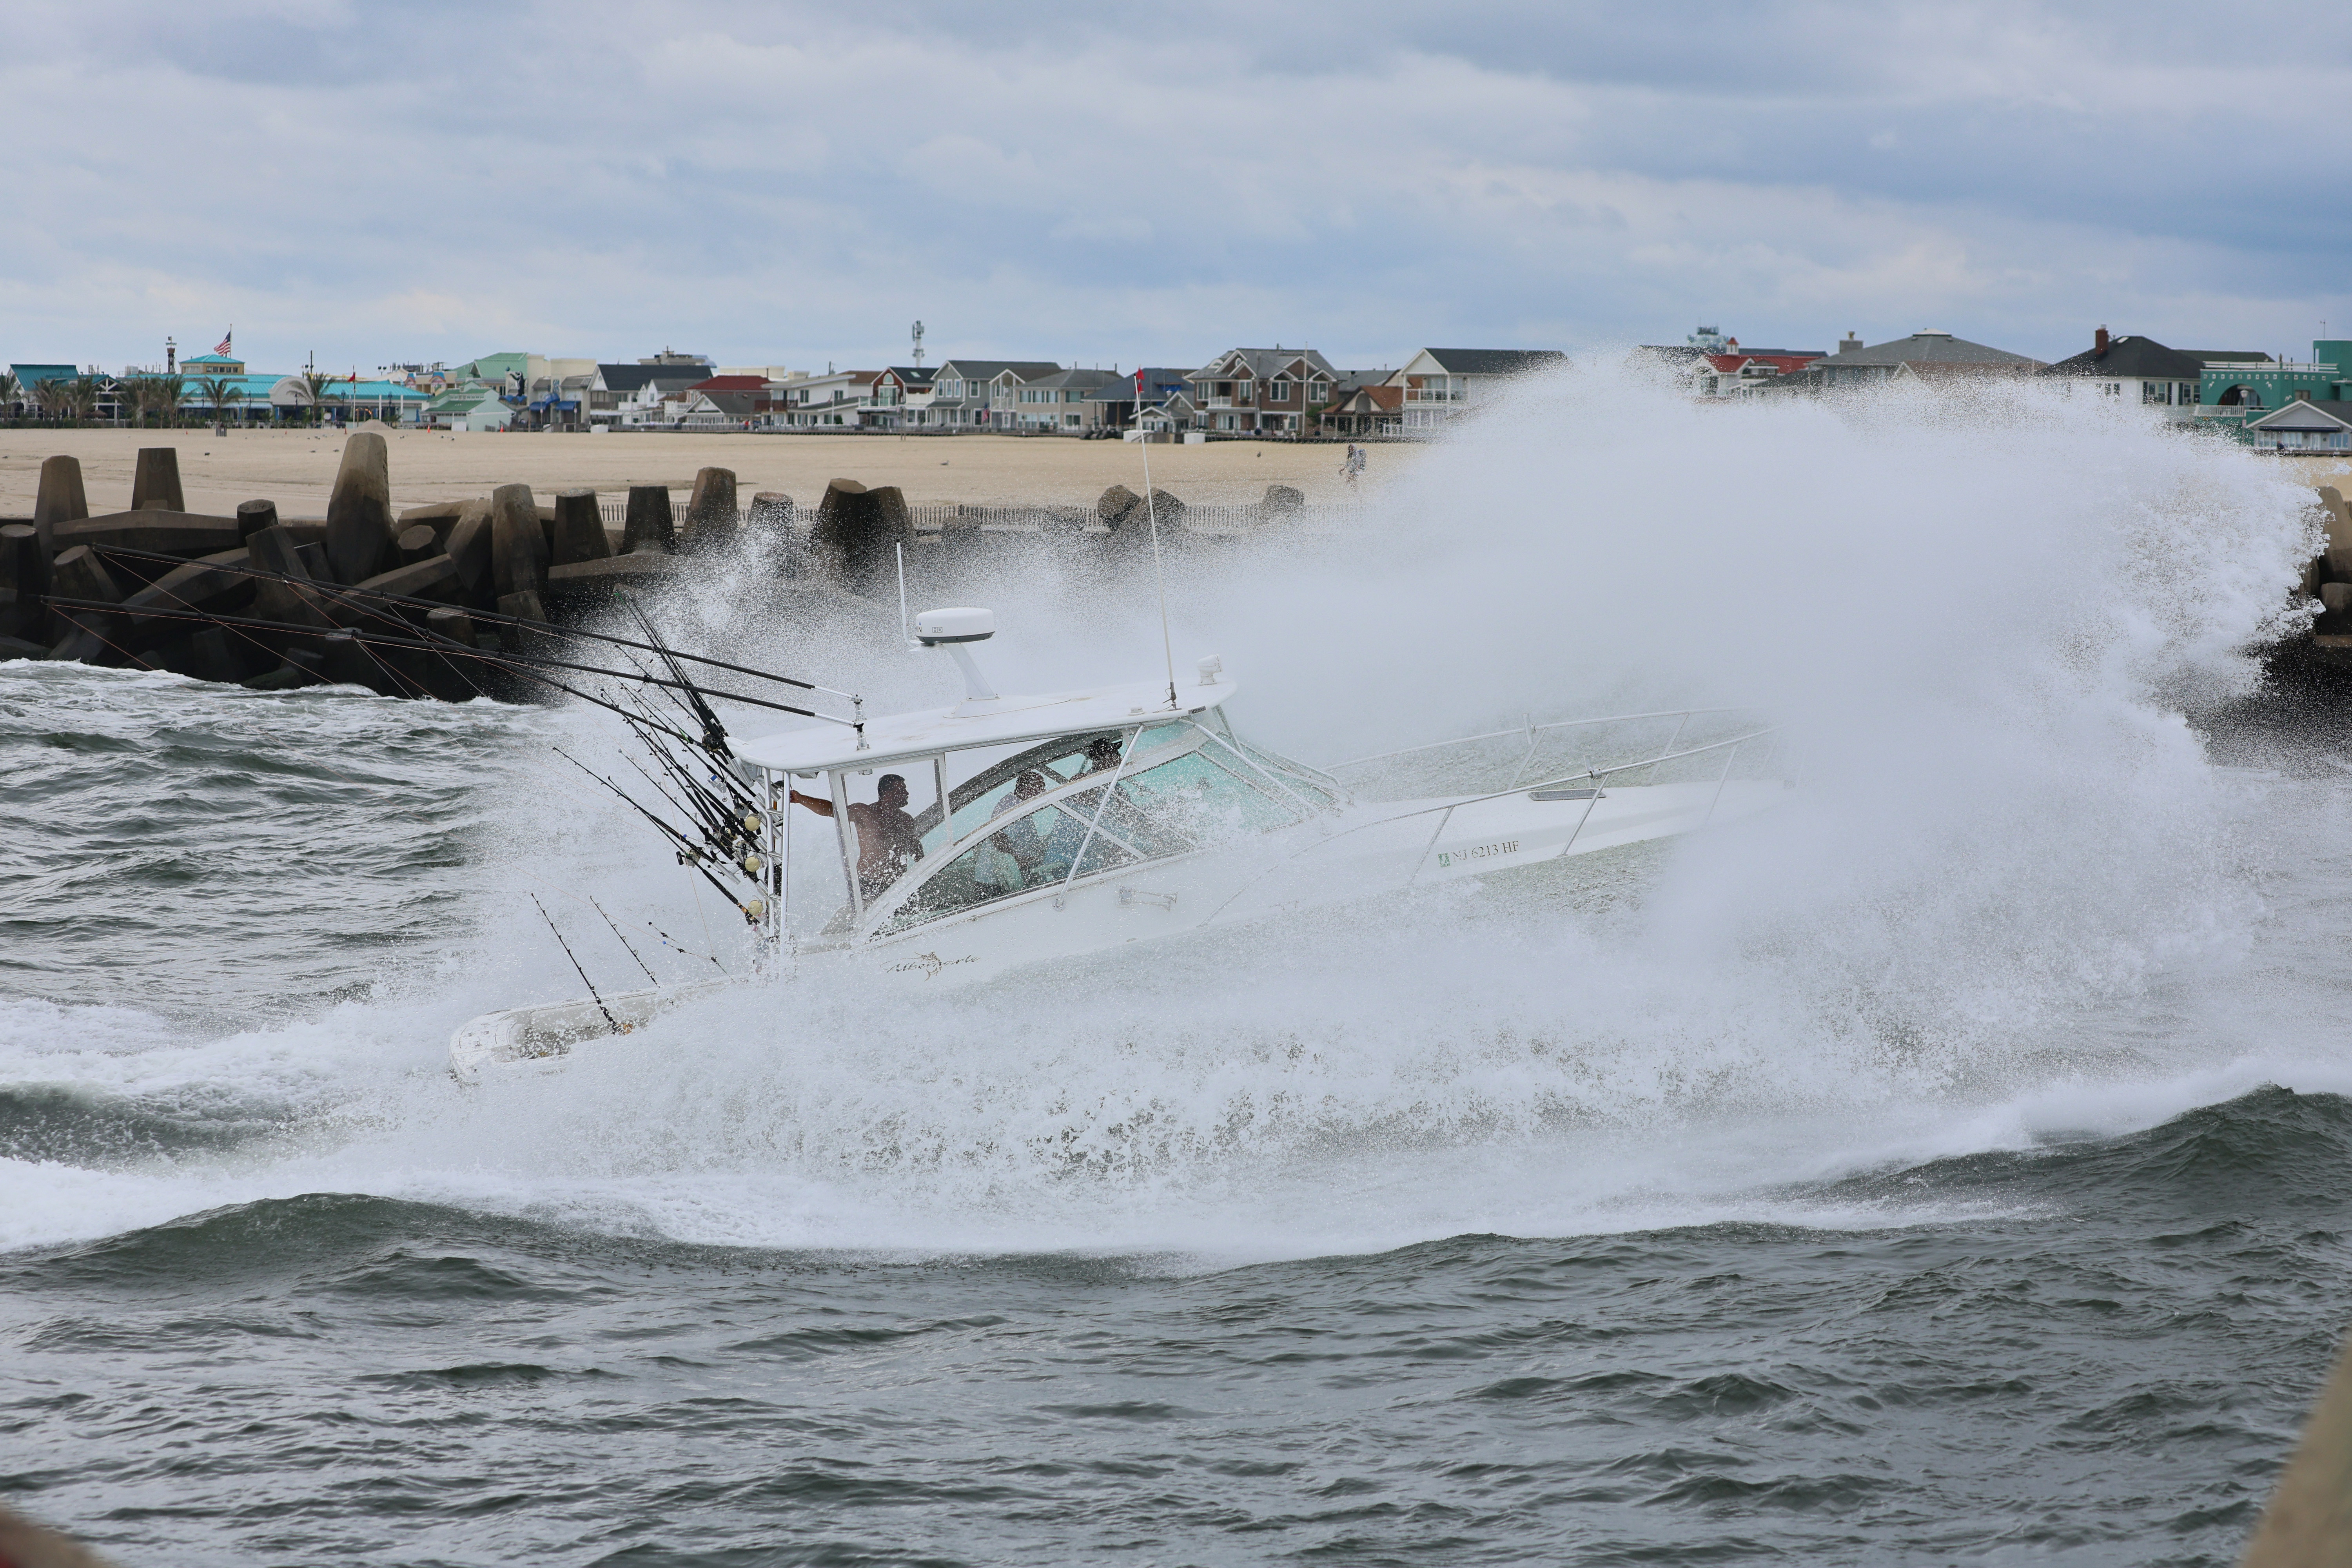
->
{"left": 735, "top": 676, "right": 1240, "bottom": 775}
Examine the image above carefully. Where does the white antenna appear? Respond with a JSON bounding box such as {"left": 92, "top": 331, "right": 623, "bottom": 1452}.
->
{"left": 896, "top": 542, "right": 912, "bottom": 648}
{"left": 1138, "top": 407, "right": 1178, "bottom": 710}
{"left": 911, "top": 320, "right": 925, "bottom": 368}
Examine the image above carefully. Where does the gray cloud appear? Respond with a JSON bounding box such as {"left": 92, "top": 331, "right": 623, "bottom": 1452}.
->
{"left": 2, "top": 1, "right": 2343, "bottom": 375}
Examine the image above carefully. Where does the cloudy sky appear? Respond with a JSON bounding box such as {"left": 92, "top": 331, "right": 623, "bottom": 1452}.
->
{"left": 2, "top": 2, "right": 2344, "bottom": 377}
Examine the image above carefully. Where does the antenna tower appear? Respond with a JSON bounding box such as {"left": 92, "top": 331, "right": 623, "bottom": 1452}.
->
{"left": 911, "top": 320, "right": 925, "bottom": 368}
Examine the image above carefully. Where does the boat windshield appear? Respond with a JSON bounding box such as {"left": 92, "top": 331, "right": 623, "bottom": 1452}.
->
{"left": 872, "top": 731, "right": 1314, "bottom": 934}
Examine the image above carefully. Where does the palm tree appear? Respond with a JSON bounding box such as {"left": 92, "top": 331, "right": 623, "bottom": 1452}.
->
{"left": 0, "top": 371, "right": 19, "bottom": 421}
{"left": 69, "top": 374, "right": 107, "bottom": 426}
{"left": 301, "top": 369, "right": 334, "bottom": 428}
{"left": 193, "top": 375, "right": 242, "bottom": 432}
{"left": 33, "top": 376, "right": 73, "bottom": 423}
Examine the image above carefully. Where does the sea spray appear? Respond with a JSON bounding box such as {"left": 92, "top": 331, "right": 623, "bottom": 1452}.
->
{"left": 3, "top": 363, "right": 2334, "bottom": 1259}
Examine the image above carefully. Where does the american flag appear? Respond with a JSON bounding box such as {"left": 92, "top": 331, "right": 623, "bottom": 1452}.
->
{"left": 214, "top": 333, "right": 232, "bottom": 354}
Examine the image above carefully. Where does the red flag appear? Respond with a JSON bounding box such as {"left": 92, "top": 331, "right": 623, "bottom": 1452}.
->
{"left": 214, "top": 334, "right": 232, "bottom": 354}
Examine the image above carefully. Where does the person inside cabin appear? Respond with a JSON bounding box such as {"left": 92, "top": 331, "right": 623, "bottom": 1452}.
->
{"left": 1080, "top": 735, "right": 1123, "bottom": 775}
{"left": 974, "top": 769, "right": 1054, "bottom": 893}
{"left": 789, "top": 773, "right": 924, "bottom": 901}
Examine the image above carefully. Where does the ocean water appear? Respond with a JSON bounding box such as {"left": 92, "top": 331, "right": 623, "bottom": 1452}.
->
{"left": 7, "top": 374, "right": 2352, "bottom": 1565}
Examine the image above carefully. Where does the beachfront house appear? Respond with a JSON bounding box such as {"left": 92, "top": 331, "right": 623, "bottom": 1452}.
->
{"left": 1013, "top": 367, "right": 1121, "bottom": 434}
{"left": 1692, "top": 344, "right": 1825, "bottom": 399}
{"left": 868, "top": 366, "right": 936, "bottom": 430}
{"left": 593, "top": 363, "right": 708, "bottom": 428}
{"left": 1086, "top": 368, "right": 1197, "bottom": 436}
{"left": 2196, "top": 341, "right": 2347, "bottom": 422}
{"left": 1185, "top": 348, "right": 1338, "bottom": 436}
{"left": 766, "top": 370, "right": 882, "bottom": 429}
{"left": 927, "top": 361, "right": 1063, "bottom": 430}
{"left": 2038, "top": 328, "right": 2219, "bottom": 419}
{"left": 1764, "top": 330, "right": 2042, "bottom": 394}
{"left": 2245, "top": 397, "right": 2352, "bottom": 453}
{"left": 1387, "top": 348, "right": 1568, "bottom": 431}
{"left": 423, "top": 385, "right": 514, "bottom": 432}
{"left": 1317, "top": 381, "right": 1404, "bottom": 438}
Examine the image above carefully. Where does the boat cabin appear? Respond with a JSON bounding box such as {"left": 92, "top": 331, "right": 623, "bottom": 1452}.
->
{"left": 731, "top": 618, "right": 1343, "bottom": 947}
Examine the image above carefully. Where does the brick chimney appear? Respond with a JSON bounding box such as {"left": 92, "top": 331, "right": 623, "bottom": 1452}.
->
{"left": 2094, "top": 325, "right": 2109, "bottom": 358}
{"left": 1838, "top": 332, "right": 1862, "bottom": 354}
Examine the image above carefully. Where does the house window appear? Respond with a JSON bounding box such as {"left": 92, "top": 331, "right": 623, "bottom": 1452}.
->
{"left": 1064, "top": 413, "right": 1080, "bottom": 426}
{"left": 1270, "top": 378, "right": 1292, "bottom": 402}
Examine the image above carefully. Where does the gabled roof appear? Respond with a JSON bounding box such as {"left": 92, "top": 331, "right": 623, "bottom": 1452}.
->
{"left": 931, "top": 360, "right": 1063, "bottom": 383}
{"left": 1025, "top": 367, "right": 1121, "bottom": 392}
{"left": 693, "top": 389, "right": 763, "bottom": 417}
{"left": 11, "top": 364, "right": 79, "bottom": 385}
{"left": 885, "top": 365, "right": 937, "bottom": 388}
{"left": 1824, "top": 332, "right": 2038, "bottom": 369}
{"left": 1085, "top": 367, "right": 1197, "bottom": 403}
{"left": 1412, "top": 348, "right": 1568, "bottom": 376}
{"left": 2248, "top": 398, "right": 2352, "bottom": 432}
{"left": 1191, "top": 347, "right": 1338, "bottom": 382}
{"left": 598, "top": 363, "right": 704, "bottom": 393}
{"left": 2042, "top": 335, "right": 2209, "bottom": 380}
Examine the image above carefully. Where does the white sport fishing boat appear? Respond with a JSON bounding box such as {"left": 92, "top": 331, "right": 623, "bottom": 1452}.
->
{"left": 451, "top": 607, "right": 1789, "bottom": 1077}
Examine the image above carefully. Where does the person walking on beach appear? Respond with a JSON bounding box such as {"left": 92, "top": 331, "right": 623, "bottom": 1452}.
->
{"left": 1341, "top": 443, "right": 1366, "bottom": 490}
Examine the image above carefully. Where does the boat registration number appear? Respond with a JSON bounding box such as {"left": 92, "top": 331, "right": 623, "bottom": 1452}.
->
{"left": 1436, "top": 839, "right": 1519, "bottom": 869}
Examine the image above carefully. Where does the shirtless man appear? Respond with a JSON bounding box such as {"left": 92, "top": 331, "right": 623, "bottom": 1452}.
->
{"left": 789, "top": 773, "right": 924, "bottom": 901}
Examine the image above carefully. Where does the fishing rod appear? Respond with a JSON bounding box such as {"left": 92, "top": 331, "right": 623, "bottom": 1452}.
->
{"left": 42, "top": 596, "right": 831, "bottom": 722}
{"left": 590, "top": 897, "right": 661, "bottom": 986}
{"left": 532, "top": 894, "right": 621, "bottom": 1034}
{"left": 87, "top": 544, "right": 858, "bottom": 707}
{"left": 552, "top": 748, "right": 760, "bottom": 917}
{"left": 616, "top": 591, "right": 733, "bottom": 759}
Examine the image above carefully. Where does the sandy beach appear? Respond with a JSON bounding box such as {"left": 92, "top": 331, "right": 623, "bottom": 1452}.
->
{"left": 0, "top": 428, "right": 1414, "bottom": 519}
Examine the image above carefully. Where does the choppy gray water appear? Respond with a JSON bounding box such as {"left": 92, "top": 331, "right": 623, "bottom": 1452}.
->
{"left": 9, "top": 382, "right": 2352, "bottom": 1563}
{"left": 6, "top": 657, "right": 2352, "bottom": 1566}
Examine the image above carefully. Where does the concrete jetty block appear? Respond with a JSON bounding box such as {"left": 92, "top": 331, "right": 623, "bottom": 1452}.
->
{"left": 0, "top": 523, "right": 53, "bottom": 644}
{"left": 1096, "top": 484, "right": 1141, "bottom": 528}
{"left": 50, "top": 511, "right": 243, "bottom": 564}
{"left": 325, "top": 431, "right": 394, "bottom": 584}
{"left": 421, "top": 606, "right": 485, "bottom": 700}
{"left": 242, "top": 662, "right": 323, "bottom": 691}
{"left": 130, "top": 448, "right": 185, "bottom": 514}
{"left": 152, "top": 625, "right": 270, "bottom": 684}
{"left": 121, "top": 548, "right": 256, "bottom": 651}
{"left": 497, "top": 588, "right": 547, "bottom": 622}
{"left": 810, "top": 477, "right": 907, "bottom": 594}
{"left": 351, "top": 554, "right": 462, "bottom": 611}
{"left": 246, "top": 523, "right": 312, "bottom": 581}
{"left": 33, "top": 456, "right": 90, "bottom": 552}
{"left": 425, "top": 605, "right": 477, "bottom": 646}
{"left": 1261, "top": 483, "right": 1305, "bottom": 515}
{"left": 395, "top": 524, "right": 440, "bottom": 566}
{"left": 542, "top": 553, "right": 683, "bottom": 612}
{"left": 247, "top": 524, "right": 337, "bottom": 636}
{"left": 317, "top": 629, "right": 392, "bottom": 692}
{"left": 684, "top": 466, "right": 738, "bottom": 547}
{"left": 550, "top": 488, "right": 612, "bottom": 566}
{"left": 47, "top": 544, "right": 128, "bottom": 663}
{"left": 397, "top": 501, "right": 467, "bottom": 541}
{"left": 622, "top": 484, "right": 676, "bottom": 554}
{"left": 748, "top": 490, "right": 794, "bottom": 533}
{"left": 444, "top": 498, "right": 495, "bottom": 604}
{"left": 490, "top": 483, "right": 548, "bottom": 595}
{"left": 235, "top": 500, "right": 278, "bottom": 543}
